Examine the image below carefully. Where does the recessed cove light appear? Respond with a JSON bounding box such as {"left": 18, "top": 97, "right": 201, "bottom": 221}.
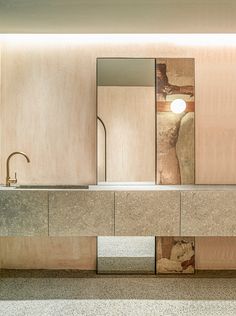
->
{"left": 170, "top": 99, "right": 186, "bottom": 114}
{"left": 0, "top": 34, "right": 236, "bottom": 46}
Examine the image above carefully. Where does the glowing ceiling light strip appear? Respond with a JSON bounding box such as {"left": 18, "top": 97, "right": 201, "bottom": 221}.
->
{"left": 0, "top": 34, "right": 236, "bottom": 46}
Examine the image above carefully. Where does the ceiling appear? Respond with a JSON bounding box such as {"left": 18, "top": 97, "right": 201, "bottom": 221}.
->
{"left": 0, "top": 0, "right": 235, "bottom": 33}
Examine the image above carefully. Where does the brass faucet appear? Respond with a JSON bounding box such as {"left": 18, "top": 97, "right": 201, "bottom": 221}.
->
{"left": 6, "top": 152, "right": 30, "bottom": 187}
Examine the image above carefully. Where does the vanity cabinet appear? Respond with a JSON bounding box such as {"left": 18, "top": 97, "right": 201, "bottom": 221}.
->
{"left": 2, "top": 188, "right": 236, "bottom": 238}
{"left": 181, "top": 191, "right": 236, "bottom": 236}
{"left": 115, "top": 191, "right": 180, "bottom": 236}
{"left": 0, "top": 191, "right": 48, "bottom": 236}
{"left": 49, "top": 191, "right": 115, "bottom": 236}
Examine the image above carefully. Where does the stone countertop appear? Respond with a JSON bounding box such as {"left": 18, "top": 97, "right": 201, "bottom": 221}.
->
{"left": 1, "top": 184, "right": 236, "bottom": 191}
{"left": 89, "top": 184, "right": 236, "bottom": 191}
{"left": 1, "top": 185, "right": 236, "bottom": 237}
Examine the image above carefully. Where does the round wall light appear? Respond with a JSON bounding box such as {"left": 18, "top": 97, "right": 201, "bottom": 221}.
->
{"left": 170, "top": 99, "right": 187, "bottom": 114}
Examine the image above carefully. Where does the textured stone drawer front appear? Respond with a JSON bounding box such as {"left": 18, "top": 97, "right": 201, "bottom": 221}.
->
{"left": 115, "top": 191, "right": 180, "bottom": 236}
{"left": 181, "top": 191, "right": 236, "bottom": 236}
{"left": 49, "top": 191, "right": 114, "bottom": 236}
{"left": 0, "top": 191, "right": 48, "bottom": 236}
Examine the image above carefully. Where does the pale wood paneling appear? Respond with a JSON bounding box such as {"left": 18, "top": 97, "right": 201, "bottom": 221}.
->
{"left": 98, "top": 86, "right": 155, "bottom": 182}
{"left": 0, "top": 41, "right": 96, "bottom": 185}
{"left": 195, "top": 48, "right": 236, "bottom": 184}
{"left": 1, "top": 40, "right": 236, "bottom": 268}
{"left": 2, "top": 41, "right": 236, "bottom": 185}
{"left": 0, "top": 237, "right": 96, "bottom": 270}
{"left": 195, "top": 237, "right": 236, "bottom": 270}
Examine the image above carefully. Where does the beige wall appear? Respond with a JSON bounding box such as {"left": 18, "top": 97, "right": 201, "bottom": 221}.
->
{"left": 1, "top": 39, "right": 236, "bottom": 184}
{"left": 1, "top": 38, "right": 236, "bottom": 268}
{"left": 0, "top": 41, "right": 96, "bottom": 185}
{"left": 195, "top": 237, "right": 236, "bottom": 270}
{"left": 0, "top": 237, "right": 96, "bottom": 270}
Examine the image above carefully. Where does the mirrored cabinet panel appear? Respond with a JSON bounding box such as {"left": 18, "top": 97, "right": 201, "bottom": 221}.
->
{"left": 97, "top": 236, "right": 156, "bottom": 274}
{"left": 97, "top": 58, "right": 156, "bottom": 184}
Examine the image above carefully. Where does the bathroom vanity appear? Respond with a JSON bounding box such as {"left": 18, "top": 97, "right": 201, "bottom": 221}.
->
{"left": 1, "top": 185, "right": 236, "bottom": 237}
{"left": 1, "top": 35, "right": 236, "bottom": 272}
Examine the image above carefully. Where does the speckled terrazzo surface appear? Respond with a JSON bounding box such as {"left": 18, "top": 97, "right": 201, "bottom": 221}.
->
{"left": 1, "top": 273, "right": 236, "bottom": 315}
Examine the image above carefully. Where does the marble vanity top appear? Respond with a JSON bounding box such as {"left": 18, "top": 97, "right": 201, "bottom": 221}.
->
{"left": 1, "top": 183, "right": 236, "bottom": 237}
{"left": 89, "top": 184, "right": 236, "bottom": 191}
{"left": 1, "top": 184, "right": 236, "bottom": 191}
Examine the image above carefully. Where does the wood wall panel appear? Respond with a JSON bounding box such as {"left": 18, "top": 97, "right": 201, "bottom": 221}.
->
{"left": 1, "top": 40, "right": 236, "bottom": 268}
{"left": 1, "top": 40, "right": 236, "bottom": 184}
{"left": 0, "top": 41, "right": 96, "bottom": 185}
{"left": 195, "top": 48, "right": 236, "bottom": 184}
{"left": 0, "top": 237, "right": 96, "bottom": 270}
{"left": 98, "top": 86, "right": 155, "bottom": 183}
{"left": 195, "top": 237, "right": 236, "bottom": 270}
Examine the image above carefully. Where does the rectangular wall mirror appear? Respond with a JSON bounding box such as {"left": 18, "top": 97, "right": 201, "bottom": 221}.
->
{"left": 97, "top": 58, "right": 156, "bottom": 184}
{"left": 96, "top": 57, "right": 195, "bottom": 185}
{"left": 97, "top": 236, "right": 156, "bottom": 274}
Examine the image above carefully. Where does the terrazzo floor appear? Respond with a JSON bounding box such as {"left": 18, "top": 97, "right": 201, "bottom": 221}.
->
{"left": 1, "top": 272, "right": 236, "bottom": 316}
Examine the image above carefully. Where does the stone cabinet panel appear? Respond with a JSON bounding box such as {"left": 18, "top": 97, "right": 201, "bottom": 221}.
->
{"left": 0, "top": 191, "right": 48, "bottom": 236}
{"left": 181, "top": 191, "right": 236, "bottom": 236}
{"left": 115, "top": 191, "right": 180, "bottom": 236}
{"left": 49, "top": 191, "right": 114, "bottom": 236}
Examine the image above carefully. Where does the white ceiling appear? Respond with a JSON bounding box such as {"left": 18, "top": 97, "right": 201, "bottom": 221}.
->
{"left": 0, "top": 0, "right": 235, "bottom": 33}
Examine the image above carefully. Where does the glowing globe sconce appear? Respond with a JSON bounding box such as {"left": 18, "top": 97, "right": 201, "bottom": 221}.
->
{"left": 170, "top": 99, "right": 186, "bottom": 114}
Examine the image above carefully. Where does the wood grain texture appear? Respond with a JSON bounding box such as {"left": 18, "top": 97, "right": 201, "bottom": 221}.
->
{"left": 98, "top": 86, "right": 155, "bottom": 182}
{"left": 195, "top": 237, "right": 236, "bottom": 270}
{"left": 1, "top": 41, "right": 236, "bottom": 184}
{"left": 0, "top": 41, "right": 96, "bottom": 185}
{"left": 195, "top": 48, "right": 236, "bottom": 184}
{"left": 0, "top": 237, "right": 96, "bottom": 270}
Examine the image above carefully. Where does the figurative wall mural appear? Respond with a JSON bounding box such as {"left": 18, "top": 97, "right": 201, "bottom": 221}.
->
{"left": 156, "top": 58, "right": 195, "bottom": 184}
{"left": 157, "top": 237, "right": 195, "bottom": 274}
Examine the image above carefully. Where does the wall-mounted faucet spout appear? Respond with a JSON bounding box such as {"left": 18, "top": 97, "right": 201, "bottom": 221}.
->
{"left": 6, "top": 151, "right": 30, "bottom": 187}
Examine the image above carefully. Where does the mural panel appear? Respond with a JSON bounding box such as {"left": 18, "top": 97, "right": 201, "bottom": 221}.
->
{"left": 156, "top": 237, "right": 195, "bottom": 274}
{"left": 156, "top": 58, "right": 195, "bottom": 184}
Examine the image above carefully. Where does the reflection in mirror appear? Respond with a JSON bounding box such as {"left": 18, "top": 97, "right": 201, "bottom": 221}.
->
{"left": 97, "top": 116, "right": 106, "bottom": 182}
{"left": 97, "top": 58, "right": 156, "bottom": 184}
{"left": 97, "top": 236, "right": 155, "bottom": 274}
